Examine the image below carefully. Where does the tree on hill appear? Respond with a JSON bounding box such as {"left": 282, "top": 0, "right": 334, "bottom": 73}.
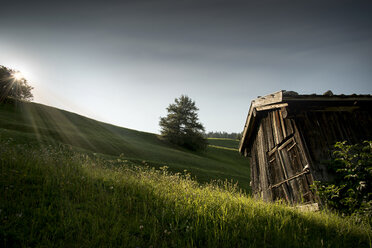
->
{"left": 160, "top": 95, "right": 207, "bottom": 151}
{"left": 0, "top": 65, "right": 33, "bottom": 102}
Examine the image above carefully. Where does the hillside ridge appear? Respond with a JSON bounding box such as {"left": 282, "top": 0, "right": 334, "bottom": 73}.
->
{"left": 0, "top": 100, "right": 250, "bottom": 190}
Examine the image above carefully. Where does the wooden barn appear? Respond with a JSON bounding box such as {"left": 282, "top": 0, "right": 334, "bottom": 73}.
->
{"left": 239, "top": 90, "right": 372, "bottom": 205}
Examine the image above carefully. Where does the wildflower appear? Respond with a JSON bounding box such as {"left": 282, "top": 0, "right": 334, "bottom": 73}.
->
{"left": 139, "top": 225, "right": 144, "bottom": 230}
{"left": 110, "top": 186, "right": 114, "bottom": 190}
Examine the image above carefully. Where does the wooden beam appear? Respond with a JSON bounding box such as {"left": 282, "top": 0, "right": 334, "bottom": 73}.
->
{"left": 252, "top": 91, "right": 283, "bottom": 108}
{"left": 269, "top": 167, "right": 310, "bottom": 189}
{"left": 255, "top": 103, "right": 288, "bottom": 112}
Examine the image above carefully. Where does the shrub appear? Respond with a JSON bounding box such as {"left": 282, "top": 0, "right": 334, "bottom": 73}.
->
{"left": 312, "top": 141, "right": 372, "bottom": 219}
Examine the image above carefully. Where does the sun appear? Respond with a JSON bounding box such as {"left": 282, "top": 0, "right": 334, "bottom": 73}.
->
{"left": 12, "top": 71, "right": 24, "bottom": 80}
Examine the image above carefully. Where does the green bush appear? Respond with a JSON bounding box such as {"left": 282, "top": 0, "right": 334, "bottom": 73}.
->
{"left": 312, "top": 141, "right": 372, "bottom": 219}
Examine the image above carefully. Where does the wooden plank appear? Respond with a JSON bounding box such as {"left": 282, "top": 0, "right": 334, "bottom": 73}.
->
{"left": 250, "top": 137, "right": 259, "bottom": 196}
{"left": 278, "top": 137, "right": 295, "bottom": 151}
{"left": 268, "top": 146, "right": 277, "bottom": 157}
{"left": 256, "top": 123, "right": 271, "bottom": 201}
{"left": 284, "top": 118, "right": 294, "bottom": 136}
{"left": 261, "top": 114, "right": 274, "bottom": 188}
{"left": 274, "top": 110, "right": 284, "bottom": 143}
{"left": 255, "top": 103, "right": 288, "bottom": 112}
{"left": 270, "top": 169, "right": 310, "bottom": 189}
{"left": 252, "top": 91, "right": 283, "bottom": 108}
{"left": 279, "top": 109, "right": 287, "bottom": 138}
{"left": 279, "top": 145, "right": 300, "bottom": 203}
{"left": 262, "top": 119, "right": 275, "bottom": 201}
{"left": 298, "top": 112, "right": 323, "bottom": 170}
{"left": 272, "top": 111, "right": 280, "bottom": 145}
{"left": 268, "top": 151, "right": 290, "bottom": 202}
{"left": 261, "top": 113, "right": 271, "bottom": 153}
{"left": 276, "top": 148, "right": 294, "bottom": 203}
{"left": 265, "top": 113, "right": 275, "bottom": 151}
{"left": 281, "top": 140, "right": 308, "bottom": 203}
{"left": 291, "top": 118, "right": 318, "bottom": 203}
{"left": 239, "top": 103, "right": 254, "bottom": 153}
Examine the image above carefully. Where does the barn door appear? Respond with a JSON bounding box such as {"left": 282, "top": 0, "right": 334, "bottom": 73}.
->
{"left": 267, "top": 110, "right": 315, "bottom": 204}
{"left": 267, "top": 147, "right": 293, "bottom": 203}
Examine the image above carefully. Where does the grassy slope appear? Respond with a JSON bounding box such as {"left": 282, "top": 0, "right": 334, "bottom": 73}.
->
{"left": 1, "top": 143, "right": 370, "bottom": 248}
{"left": 0, "top": 101, "right": 250, "bottom": 190}
{"left": 1, "top": 101, "right": 371, "bottom": 247}
{"left": 207, "top": 138, "right": 239, "bottom": 150}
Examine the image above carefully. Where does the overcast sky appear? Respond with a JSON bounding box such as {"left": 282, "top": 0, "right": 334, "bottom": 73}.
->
{"left": 1, "top": 0, "right": 371, "bottom": 133}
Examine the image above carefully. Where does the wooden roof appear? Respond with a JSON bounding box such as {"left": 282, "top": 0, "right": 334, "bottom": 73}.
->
{"left": 238, "top": 90, "right": 372, "bottom": 154}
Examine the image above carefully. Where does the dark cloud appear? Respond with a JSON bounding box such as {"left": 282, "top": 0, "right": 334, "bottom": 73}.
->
{"left": 3, "top": 1, "right": 372, "bottom": 53}
{"left": 3, "top": 0, "right": 371, "bottom": 76}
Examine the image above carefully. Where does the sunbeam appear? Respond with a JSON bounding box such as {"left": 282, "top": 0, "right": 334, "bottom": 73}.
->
{"left": 12, "top": 71, "right": 24, "bottom": 80}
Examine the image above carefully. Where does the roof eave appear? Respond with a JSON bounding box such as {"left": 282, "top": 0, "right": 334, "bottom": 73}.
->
{"left": 239, "top": 90, "right": 285, "bottom": 154}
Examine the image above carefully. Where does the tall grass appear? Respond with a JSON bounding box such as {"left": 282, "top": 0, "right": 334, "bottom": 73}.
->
{"left": 1, "top": 141, "right": 371, "bottom": 247}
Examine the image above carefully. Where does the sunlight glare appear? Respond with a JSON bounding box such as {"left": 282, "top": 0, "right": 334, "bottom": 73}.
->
{"left": 12, "top": 71, "right": 24, "bottom": 80}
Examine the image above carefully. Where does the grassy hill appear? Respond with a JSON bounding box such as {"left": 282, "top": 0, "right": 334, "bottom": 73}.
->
{"left": 1, "top": 100, "right": 371, "bottom": 247}
{"left": 1, "top": 140, "right": 370, "bottom": 247}
{"left": 207, "top": 138, "right": 240, "bottom": 150}
{"left": 0, "top": 101, "right": 249, "bottom": 190}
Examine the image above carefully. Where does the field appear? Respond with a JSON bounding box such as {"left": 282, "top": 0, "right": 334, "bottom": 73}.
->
{"left": 1, "top": 142, "right": 371, "bottom": 247}
{"left": 1, "top": 101, "right": 371, "bottom": 247}
{"left": 0, "top": 101, "right": 249, "bottom": 190}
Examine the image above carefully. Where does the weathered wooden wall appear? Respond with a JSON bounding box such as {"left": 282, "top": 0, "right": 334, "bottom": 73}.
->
{"left": 294, "top": 109, "right": 372, "bottom": 182}
{"left": 246, "top": 108, "right": 316, "bottom": 204}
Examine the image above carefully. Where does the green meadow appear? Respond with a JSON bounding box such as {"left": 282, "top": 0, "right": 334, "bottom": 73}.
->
{"left": 1, "top": 101, "right": 371, "bottom": 247}
{"left": 206, "top": 138, "right": 239, "bottom": 150}
{"left": 1, "top": 141, "right": 371, "bottom": 247}
{"left": 0, "top": 101, "right": 249, "bottom": 190}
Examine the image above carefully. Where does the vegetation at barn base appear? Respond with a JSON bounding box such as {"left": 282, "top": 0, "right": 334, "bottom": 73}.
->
{"left": 312, "top": 141, "right": 372, "bottom": 222}
{"left": 1, "top": 141, "right": 371, "bottom": 248}
{"left": 160, "top": 95, "right": 207, "bottom": 151}
{"left": 0, "top": 65, "right": 33, "bottom": 102}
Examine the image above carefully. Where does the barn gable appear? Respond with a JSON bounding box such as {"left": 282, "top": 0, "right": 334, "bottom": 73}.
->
{"left": 239, "top": 90, "right": 372, "bottom": 204}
